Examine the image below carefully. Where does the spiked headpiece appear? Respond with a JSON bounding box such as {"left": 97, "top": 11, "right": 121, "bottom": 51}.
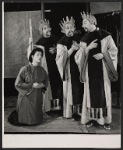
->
{"left": 59, "top": 16, "right": 76, "bottom": 33}
{"left": 80, "top": 11, "right": 97, "bottom": 25}
{"left": 38, "top": 19, "right": 50, "bottom": 32}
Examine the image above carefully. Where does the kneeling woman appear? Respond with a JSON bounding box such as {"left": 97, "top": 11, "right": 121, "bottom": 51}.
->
{"left": 15, "top": 48, "right": 48, "bottom": 125}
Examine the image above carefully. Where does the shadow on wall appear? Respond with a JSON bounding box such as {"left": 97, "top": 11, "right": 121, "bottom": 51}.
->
{"left": 4, "top": 78, "right": 18, "bottom": 96}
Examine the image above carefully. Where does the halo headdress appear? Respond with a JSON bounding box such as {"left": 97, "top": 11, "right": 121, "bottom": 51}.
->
{"left": 59, "top": 16, "right": 76, "bottom": 33}
{"left": 80, "top": 11, "right": 97, "bottom": 25}
{"left": 38, "top": 19, "right": 50, "bottom": 33}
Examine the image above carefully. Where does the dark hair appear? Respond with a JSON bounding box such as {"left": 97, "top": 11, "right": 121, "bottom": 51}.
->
{"left": 29, "top": 48, "right": 44, "bottom": 63}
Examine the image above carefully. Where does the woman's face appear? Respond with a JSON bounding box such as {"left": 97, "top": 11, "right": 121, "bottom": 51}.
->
{"left": 64, "top": 23, "right": 75, "bottom": 37}
{"left": 32, "top": 51, "right": 43, "bottom": 63}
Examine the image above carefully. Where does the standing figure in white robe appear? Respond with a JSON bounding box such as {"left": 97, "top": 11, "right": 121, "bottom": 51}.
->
{"left": 75, "top": 12, "right": 118, "bottom": 130}
{"left": 56, "top": 16, "right": 84, "bottom": 120}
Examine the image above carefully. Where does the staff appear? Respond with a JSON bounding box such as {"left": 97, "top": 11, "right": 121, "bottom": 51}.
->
{"left": 27, "top": 18, "right": 34, "bottom": 59}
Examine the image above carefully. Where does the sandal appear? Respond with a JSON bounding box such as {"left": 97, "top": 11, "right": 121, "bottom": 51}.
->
{"left": 104, "top": 124, "right": 111, "bottom": 130}
{"left": 86, "top": 122, "right": 93, "bottom": 128}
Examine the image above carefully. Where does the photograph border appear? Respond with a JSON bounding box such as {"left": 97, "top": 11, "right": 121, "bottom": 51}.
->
{"left": 1, "top": 0, "right": 122, "bottom": 149}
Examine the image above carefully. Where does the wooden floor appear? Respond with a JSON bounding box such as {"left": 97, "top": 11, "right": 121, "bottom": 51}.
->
{"left": 4, "top": 106, "right": 121, "bottom": 134}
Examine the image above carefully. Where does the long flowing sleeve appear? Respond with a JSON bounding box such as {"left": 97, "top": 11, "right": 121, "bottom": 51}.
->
{"left": 15, "top": 66, "right": 33, "bottom": 96}
{"left": 106, "top": 35, "right": 118, "bottom": 70}
{"left": 102, "top": 35, "right": 118, "bottom": 81}
{"left": 56, "top": 44, "right": 68, "bottom": 80}
{"left": 74, "top": 42, "right": 88, "bottom": 82}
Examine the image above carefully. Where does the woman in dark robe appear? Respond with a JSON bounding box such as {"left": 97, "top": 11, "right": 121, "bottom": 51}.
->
{"left": 13, "top": 48, "right": 48, "bottom": 125}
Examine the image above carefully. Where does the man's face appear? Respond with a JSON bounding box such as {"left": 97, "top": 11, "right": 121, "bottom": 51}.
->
{"left": 42, "top": 25, "right": 51, "bottom": 37}
{"left": 64, "top": 23, "right": 75, "bottom": 37}
{"left": 82, "top": 19, "right": 91, "bottom": 32}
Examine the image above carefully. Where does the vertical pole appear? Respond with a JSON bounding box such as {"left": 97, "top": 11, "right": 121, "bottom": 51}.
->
{"left": 41, "top": 1, "right": 45, "bottom": 20}
{"left": 86, "top": 2, "right": 91, "bottom": 13}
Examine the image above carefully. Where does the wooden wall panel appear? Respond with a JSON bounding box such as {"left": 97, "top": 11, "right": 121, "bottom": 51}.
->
{"left": 4, "top": 11, "right": 42, "bottom": 78}
{"left": 90, "top": 2, "right": 121, "bottom": 14}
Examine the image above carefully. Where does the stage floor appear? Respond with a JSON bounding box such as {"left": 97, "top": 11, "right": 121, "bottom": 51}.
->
{"left": 4, "top": 106, "right": 121, "bottom": 134}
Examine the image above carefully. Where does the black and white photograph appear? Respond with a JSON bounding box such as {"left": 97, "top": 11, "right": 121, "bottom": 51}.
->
{"left": 2, "top": 0, "right": 121, "bottom": 148}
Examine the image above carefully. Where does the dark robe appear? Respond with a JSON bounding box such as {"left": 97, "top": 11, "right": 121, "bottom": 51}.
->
{"left": 78, "top": 28, "right": 118, "bottom": 124}
{"left": 36, "top": 35, "right": 63, "bottom": 105}
{"left": 81, "top": 28, "right": 111, "bottom": 109}
{"left": 15, "top": 64, "right": 48, "bottom": 125}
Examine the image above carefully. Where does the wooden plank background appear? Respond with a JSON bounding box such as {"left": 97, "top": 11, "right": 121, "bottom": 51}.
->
{"left": 90, "top": 2, "right": 121, "bottom": 14}
{"left": 4, "top": 11, "right": 42, "bottom": 78}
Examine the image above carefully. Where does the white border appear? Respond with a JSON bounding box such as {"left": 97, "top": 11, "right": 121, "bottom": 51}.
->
{"left": 2, "top": 134, "right": 121, "bottom": 148}
{"left": 2, "top": 1, "right": 121, "bottom": 148}
{"left": 2, "top": 1, "right": 4, "bottom": 141}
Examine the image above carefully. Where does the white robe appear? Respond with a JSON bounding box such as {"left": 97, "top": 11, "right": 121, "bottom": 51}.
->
{"left": 56, "top": 44, "right": 79, "bottom": 118}
{"left": 75, "top": 35, "right": 118, "bottom": 125}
